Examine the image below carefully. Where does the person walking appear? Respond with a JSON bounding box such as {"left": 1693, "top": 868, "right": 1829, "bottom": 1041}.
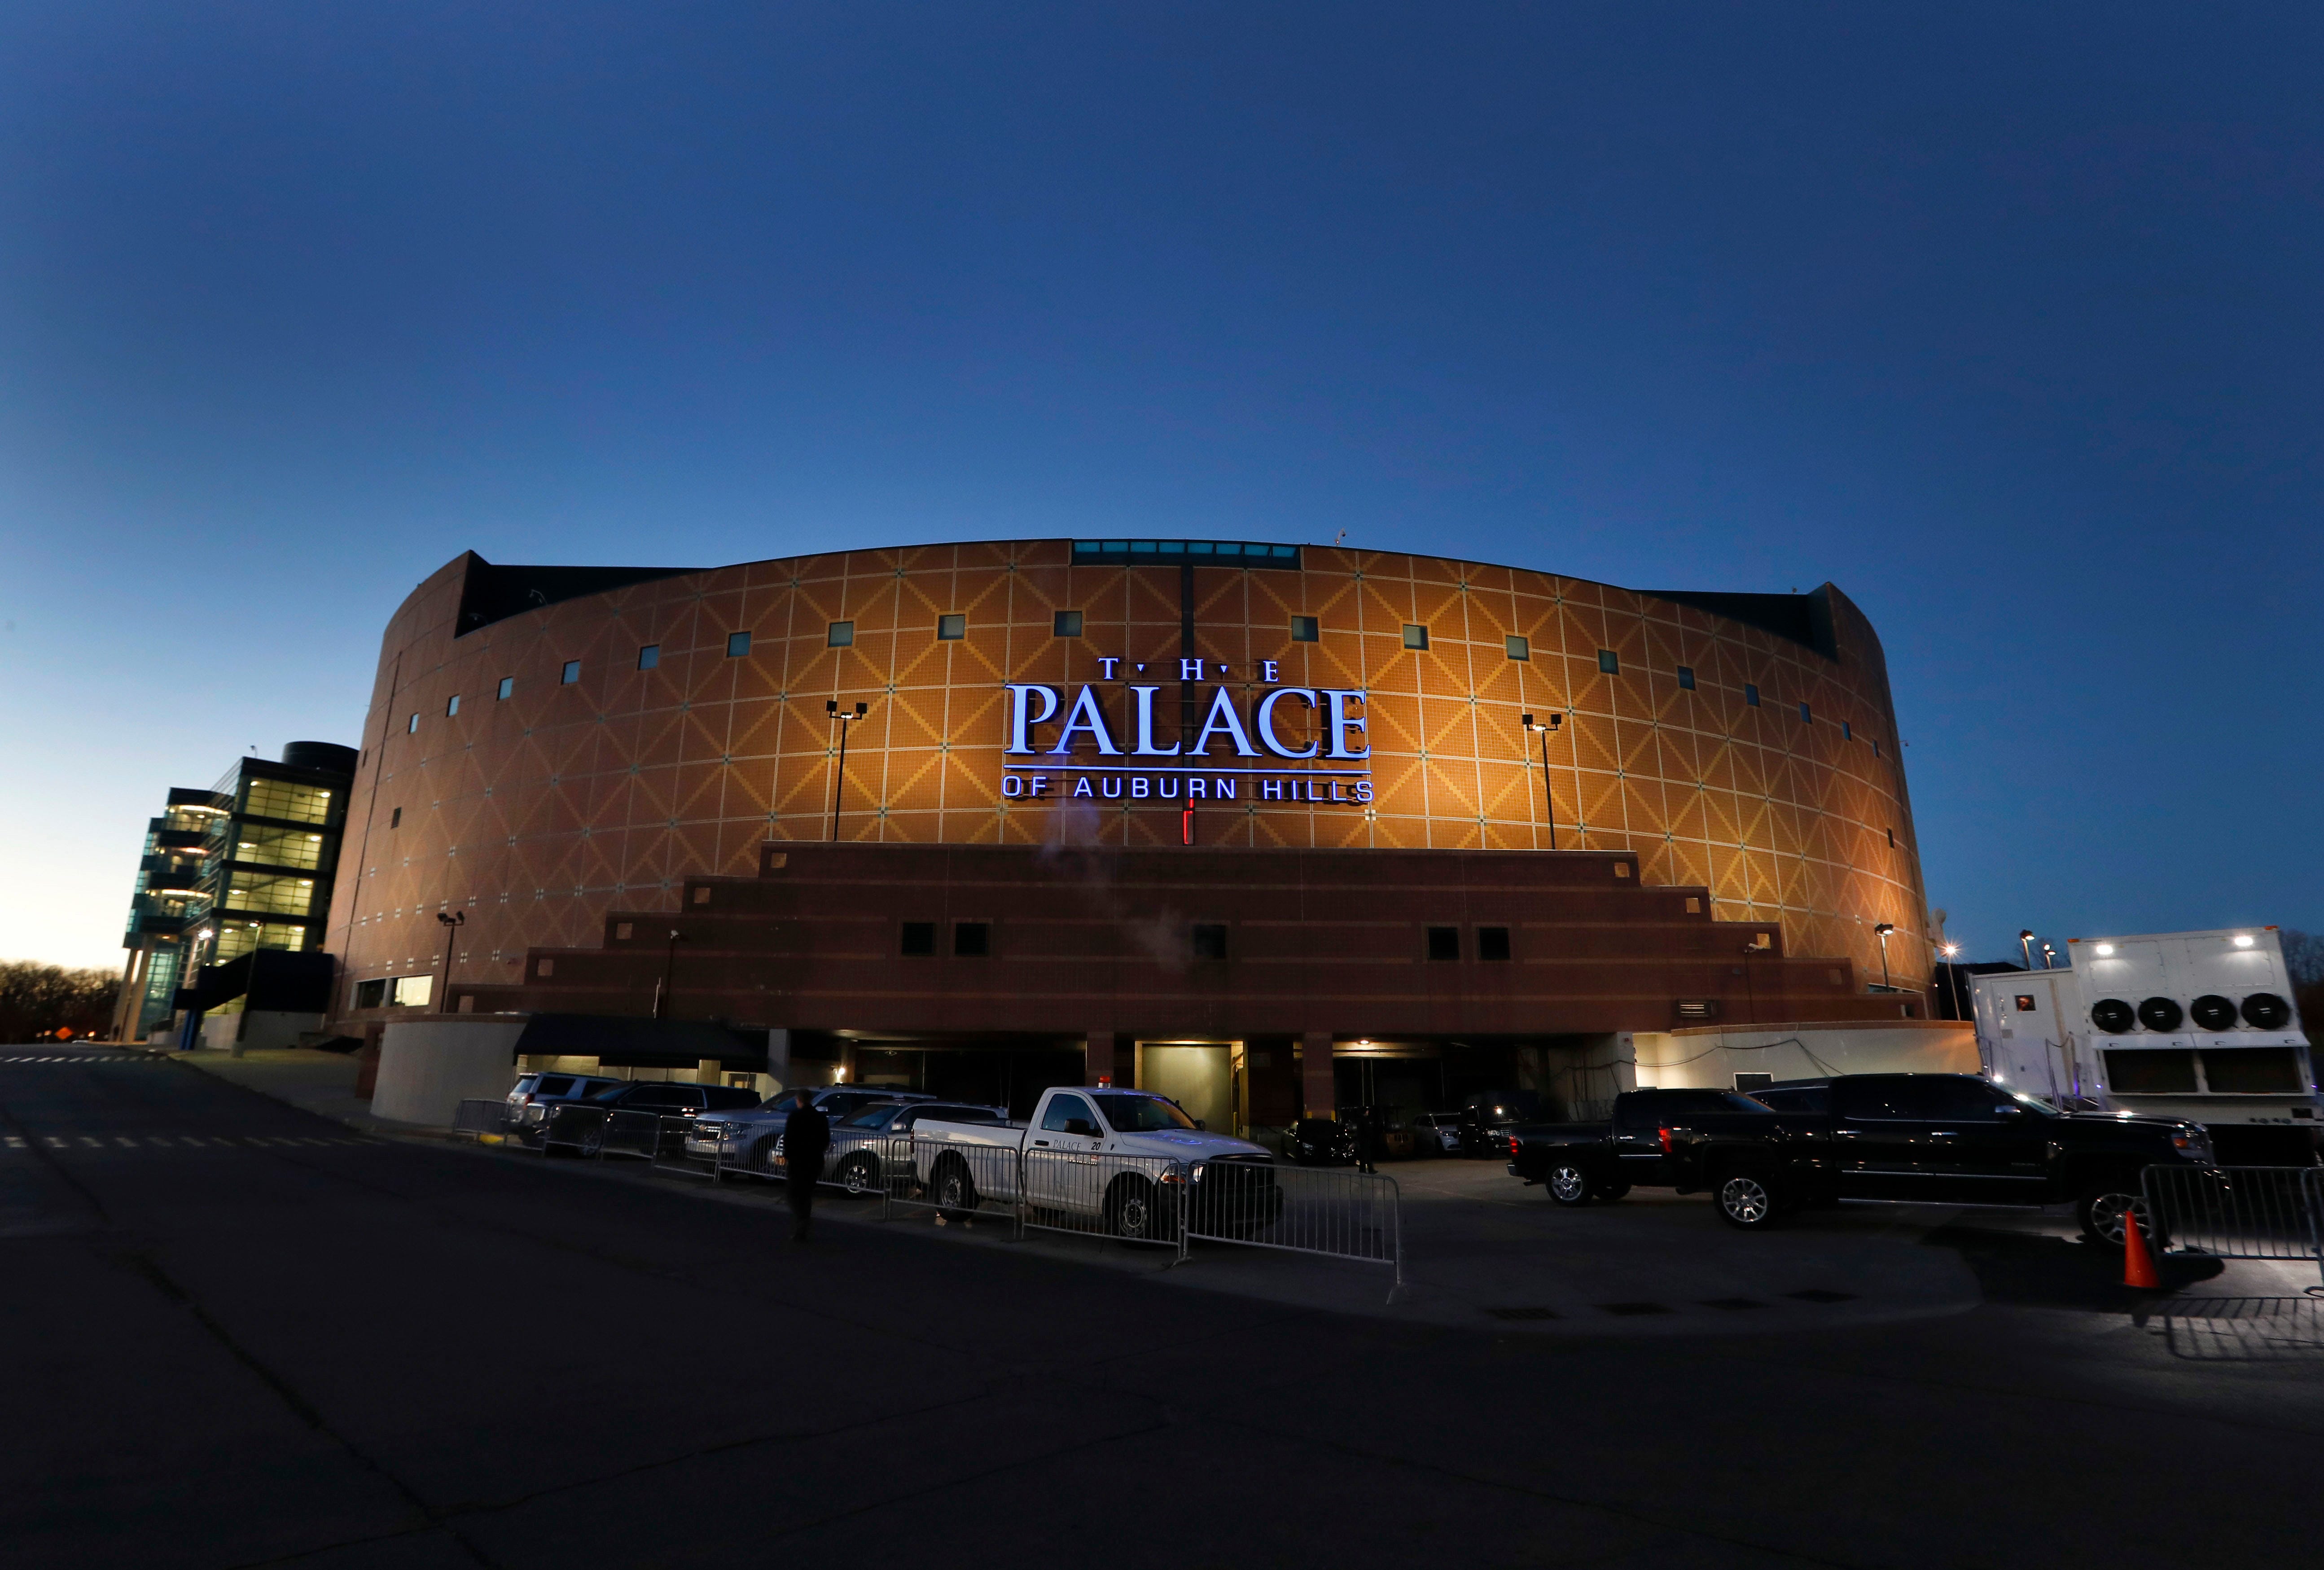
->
{"left": 783, "top": 1091, "right": 831, "bottom": 1241}
{"left": 1355, "top": 1105, "right": 1381, "bottom": 1175}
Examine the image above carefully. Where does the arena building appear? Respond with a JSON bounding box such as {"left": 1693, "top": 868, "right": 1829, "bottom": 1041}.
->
{"left": 327, "top": 539, "right": 1934, "bottom": 1126}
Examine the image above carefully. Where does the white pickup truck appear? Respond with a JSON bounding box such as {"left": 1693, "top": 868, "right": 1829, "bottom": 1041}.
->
{"left": 912, "top": 1086, "right": 1283, "bottom": 1241}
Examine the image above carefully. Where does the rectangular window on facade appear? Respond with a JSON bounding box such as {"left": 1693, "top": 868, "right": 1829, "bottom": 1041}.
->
{"left": 407, "top": 713, "right": 419, "bottom": 733}
{"left": 244, "top": 778, "right": 334, "bottom": 825}
{"left": 900, "top": 921, "right": 936, "bottom": 956}
{"left": 1744, "top": 683, "right": 1760, "bottom": 706}
{"left": 561, "top": 660, "right": 581, "bottom": 684}
{"left": 390, "top": 974, "right": 434, "bottom": 1009}
{"left": 1872, "top": 739, "right": 1881, "bottom": 758}
{"left": 937, "top": 614, "right": 966, "bottom": 640}
{"left": 1505, "top": 635, "right": 1529, "bottom": 661}
{"left": 1597, "top": 649, "right": 1619, "bottom": 674}
{"left": 1053, "top": 610, "right": 1083, "bottom": 637}
{"left": 1290, "top": 615, "right": 1318, "bottom": 642}
{"left": 1676, "top": 666, "right": 1695, "bottom": 690}
{"left": 233, "top": 826, "right": 325, "bottom": 871}
{"left": 447, "top": 695, "right": 461, "bottom": 716}
{"left": 953, "top": 921, "right": 990, "bottom": 957}
{"left": 637, "top": 644, "right": 659, "bottom": 670}
{"left": 1192, "top": 923, "right": 1228, "bottom": 960}
{"left": 390, "top": 807, "right": 401, "bottom": 828}
{"left": 1402, "top": 624, "right": 1429, "bottom": 650}
{"left": 727, "top": 631, "right": 751, "bottom": 658}
{"left": 1477, "top": 925, "right": 1511, "bottom": 961}
{"left": 224, "top": 873, "right": 315, "bottom": 917}
{"left": 1426, "top": 925, "right": 1460, "bottom": 961}
{"left": 1799, "top": 702, "right": 1812, "bottom": 723}
{"left": 828, "top": 622, "right": 855, "bottom": 648}
{"left": 497, "top": 677, "right": 514, "bottom": 700}
{"left": 1842, "top": 720, "right": 1852, "bottom": 741}
{"left": 1886, "top": 827, "right": 1896, "bottom": 848}
{"left": 353, "top": 978, "right": 387, "bottom": 1009}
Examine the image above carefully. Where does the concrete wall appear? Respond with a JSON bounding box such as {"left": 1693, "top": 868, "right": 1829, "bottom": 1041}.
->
{"left": 240, "top": 1011, "right": 324, "bottom": 1051}
{"left": 1631, "top": 1020, "right": 1978, "bottom": 1091}
{"left": 373, "top": 1018, "right": 529, "bottom": 1125}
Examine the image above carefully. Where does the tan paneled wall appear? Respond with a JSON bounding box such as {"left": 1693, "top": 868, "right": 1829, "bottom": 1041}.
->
{"left": 325, "top": 542, "right": 1927, "bottom": 1014}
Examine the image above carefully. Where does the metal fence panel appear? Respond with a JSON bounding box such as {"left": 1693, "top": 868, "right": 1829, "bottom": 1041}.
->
{"left": 887, "top": 1135, "right": 1028, "bottom": 1230}
{"left": 540, "top": 1104, "right": 606, "bottom": 1152}
{"left": 1015, "top": 1146, "right": 1183, "bottom": 1247}
{"left": 2144, "top": 1166, "right": 2324, "bottom": 1283}
{"left": 1187, "top": 1160, "right": 1400, "bottom": 1280}
{"left": 451, "top": 1098, "right": 509, "bottom": 1136}
{"left": 592, "top": 1109, "right": 664, "bottom": 1161}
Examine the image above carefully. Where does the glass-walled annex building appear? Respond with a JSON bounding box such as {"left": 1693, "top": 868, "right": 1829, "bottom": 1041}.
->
{"left": 110, "top": 742, "right": 357, "bottom": 1045}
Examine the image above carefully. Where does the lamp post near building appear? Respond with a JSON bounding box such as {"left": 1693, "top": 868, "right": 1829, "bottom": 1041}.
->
{"left": 434, "top": 910, "right": 465, "bottom": 1010}
{"left": 1520, "top": 712, "right": 1565, "bottom": 850}
{"left": 1873, "top": 921, "right": 1894, "bottom": 990}
{"left": 2018, "top": 930, "right": 2036, "bottom": 970}
{"left": 1940, "top": 942, "right": 1968, "bottom": 1019}
{"left": 826, "top": 699, "right": 869, "bottom": 842}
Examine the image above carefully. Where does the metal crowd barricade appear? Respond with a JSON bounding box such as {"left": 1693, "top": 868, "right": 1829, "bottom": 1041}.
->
{"left": 589, "top": 1109, "right": 664, "bottom": 1161}
{"left": 1016, "top": 1146, "right": 1184, "bottom": 1248}
{"left": 2143, "top": 1165, "right": 2324, "bottom": 1288}
{"left": 1185, "top": 1159, "right": 1403, "bottom": 1289}
{"left": 450, "top": 1098, "right": 510, "bottom": 1138}
{"left": 541, "top": 1103, "right": 606, "bottom": 1152}
{"left": 885, "top": 1134, "right": 1026, "bottom": 1231}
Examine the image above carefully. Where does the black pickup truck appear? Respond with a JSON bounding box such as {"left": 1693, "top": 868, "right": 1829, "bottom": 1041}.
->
{"left": 1507, "top": 1074, "right": 2214, "bottom": 1240}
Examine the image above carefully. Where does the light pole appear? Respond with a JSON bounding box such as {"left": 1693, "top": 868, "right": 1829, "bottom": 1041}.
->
{"left": 2040, "top": 942, "right": 2057, "bottom": 970}
{"left": 2018, "top": 929, "right": 2036, "bottom": 970}
{"left": 1940, "top": 942, "right": 1967, "bottom": 1020}
{"left": 656, "top": 927, "right": 682, "bottom": 1020}
{"left": 1520, "top": 712, "right": 1564, "bottom": 850}
{"left": 826, "top": 699, "right": 869, "bottom": 842}
{"left": 434, "top": 910, "right": 465, "bottom": 1011}
{"left": 1873, "top": 921, "right": 1894, "bottom": 991}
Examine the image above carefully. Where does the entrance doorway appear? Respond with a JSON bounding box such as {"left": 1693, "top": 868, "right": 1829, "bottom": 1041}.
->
{"left": 1137, "top": 1043, "right": 1234, "bottom": 1133}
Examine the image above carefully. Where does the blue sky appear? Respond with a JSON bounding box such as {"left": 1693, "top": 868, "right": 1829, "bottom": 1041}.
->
{"left": 2, "top": 2, "right": 2317, "bottom": 970}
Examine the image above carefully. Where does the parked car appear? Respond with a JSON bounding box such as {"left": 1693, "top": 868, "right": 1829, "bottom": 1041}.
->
{"left": 912, "top": 1088, "right": 1282, "bottom": 1240}
{"left": 506, "top": 1072, "right": 625, "bottom": 1140}
{"left": 1457, "top": 1102, "right": 1523, "bottom": 1159}
{"left": 1509, "top": 1074, "right": 2214, "bottom": 1238}
{"left": 816, "top": 1101, "right": 1011, "bottom": 1194}
{"left": 1408, "top": 1111, "right": 1463, "bottom": 1156}
{"left": 1284, "top": 1117, "right": 1359, "bottom": 1166}
{"left": 684, "top": 1086, "right": 938, "bottom": 1168}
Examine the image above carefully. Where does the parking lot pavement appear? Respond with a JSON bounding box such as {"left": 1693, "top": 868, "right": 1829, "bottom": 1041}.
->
{"left": 9, "top": 1050, "right": 2324, "bottom": 1570}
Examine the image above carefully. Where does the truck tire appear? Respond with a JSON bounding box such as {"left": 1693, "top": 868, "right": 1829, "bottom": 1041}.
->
{"left": 1589, "top": 1179, "right": 1631, "bottom": 1203}
{"left": 1714, "top": 1171, "right": 1782, "bottom": 1230}
{"left": 1546, "top": 1162, "right": 1594, "bottom": 1206}
{"left": 838, "top": 1153, "right": 880, "bottom": 1197}
{"left": 1105, "top": 1175, "right": 1174, "bottom": 1244}
{"left": 2077, "top": 1179, "right": 2161, "bottom": 1248}
{"left": 932, "top": 1158, "right": 979, "bottom": 1220}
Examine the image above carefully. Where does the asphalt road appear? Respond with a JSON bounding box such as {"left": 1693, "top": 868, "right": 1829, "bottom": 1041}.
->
{"left": 4, "top": 1045, "right": 2320, "bottom": 1570}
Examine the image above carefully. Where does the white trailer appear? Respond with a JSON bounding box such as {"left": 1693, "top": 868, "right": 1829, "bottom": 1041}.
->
{"left": 1970, "top": 927, "right": 2318, "bottom": 1162}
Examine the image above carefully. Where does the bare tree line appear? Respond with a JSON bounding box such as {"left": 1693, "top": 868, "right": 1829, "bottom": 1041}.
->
{"left": 0, "top": 961, "right": 123, "bottom": 1043}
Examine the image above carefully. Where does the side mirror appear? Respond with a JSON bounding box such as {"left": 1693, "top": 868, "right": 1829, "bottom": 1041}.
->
{"left": 1994, "top": 1103, "right": 2025, "bottom": 1120}
{"left": 1194, "top": 1119, "right": 1207, "bottom": 1131}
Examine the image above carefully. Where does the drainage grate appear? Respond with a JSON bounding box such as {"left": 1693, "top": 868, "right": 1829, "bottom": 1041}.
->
{"left": 1785, "top": 1289, "right": 1858, "bottom": 1304}
{"left": 1700, "top": 1297, "right": 1766, "bottom": 1311}
{"left": 1483, "top": 1306, "right": 1563, "bottom": 1321}
{"left": 1596, "top": 1301, "right": 1673, "bottom": 1316}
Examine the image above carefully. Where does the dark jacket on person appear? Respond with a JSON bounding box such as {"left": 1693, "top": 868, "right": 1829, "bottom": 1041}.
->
{"left": 784, "top": 1102, "right": 831, "bottom": 1167}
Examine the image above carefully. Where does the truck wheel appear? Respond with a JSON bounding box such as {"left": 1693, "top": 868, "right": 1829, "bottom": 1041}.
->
{"left": 2078, "top": 1180, "right": 2160, "bottom": 1248}
{"left": 579, "top": 1124, "right": 605, "bottom": 1160}
{"left": 838, "top": 1154, "right": 879, "bottom": 1197}
{"left": 1714, "top": 1172, "right": 1781, "bottom": 1230}
{"left": 932, "top": 1159, "right": 979, "bottom": 1220}
{"left": 1590, "top": 1180, "right": 1631, "bottom": 1203}
{"left": 1105, "top": 1176, "right": 1171, "bottom": 1243}
{"left": 1546, "top": 1163, "right": 1594, "bottom": 1206}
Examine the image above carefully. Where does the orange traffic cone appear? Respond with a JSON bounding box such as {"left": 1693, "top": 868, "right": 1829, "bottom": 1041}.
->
{"left": 2122, "top": 1204, "right": 2161, "bottom": 1289}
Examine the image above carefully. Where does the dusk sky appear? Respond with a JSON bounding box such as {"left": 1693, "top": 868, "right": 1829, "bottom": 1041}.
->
{"left": 2, "top": 2, "right": 2317, "bottom": 972}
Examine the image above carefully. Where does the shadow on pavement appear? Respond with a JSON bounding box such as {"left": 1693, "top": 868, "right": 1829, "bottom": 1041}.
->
{"left": 1920, "top": 1222, "right": 2223, "bottom": 1310}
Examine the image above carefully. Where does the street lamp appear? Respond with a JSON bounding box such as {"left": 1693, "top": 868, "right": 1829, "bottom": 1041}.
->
{"left": 1872, "top": 921, "right": 1894, "bottom": 991}
{"left": 2018, "top": 930, "right": 2035, "bottom": 970}
{"left": 826, "top": 699, "right": 869, "bottom": 842}
{"left": 1939, "top": 942, "right": 1967, "bottom": 1020}
{"left": 1520, "top": 712, "right": 1565, "bottom": 850}
{"left": 434, "top": 910, "right": 465, "bottom": 1010}
{"left": 2040, "top": 942, "right": 2057, "bottom": 970}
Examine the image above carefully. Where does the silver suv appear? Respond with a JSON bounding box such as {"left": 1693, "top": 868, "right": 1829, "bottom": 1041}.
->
{"left": 507, "top": 1072, "right": 625, "bottom": 1140}
{"left": 685, "top": 1086, "right": 938, "bottom": 1167}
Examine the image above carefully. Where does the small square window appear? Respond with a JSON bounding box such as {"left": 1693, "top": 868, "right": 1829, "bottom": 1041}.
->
{"left": 615, "top": 922, "right": 633, "bottom": 940}
{"left": 900, "top": 921, "right": 936, "bottom": 956}
{"left": 637, "top": 644, "right": 659, "bottom": 670}
{"left": 1193, "top": 923, "right": 1228, "bottom": 960}
{"left": 1886, "top": 827, "right": 1896, "bottom": 848}
{"left": 828, "top": 622, "right": 854, "bottom": 648}
{"left": 1478, "top": 925, "right": 1511, "bottom": 962}
{"left": 407, "top": 713, "right": 420, "bottom": 733}
{"left": 1402, "top": 624, "right": 1429, "bottom": 651}
{"left": 561, "top": 660, "right": 582, "bottom": 684}
{"left": 1872, "top": 739, "right": 1881, "bottom": 758}
{"left": 1505, "top": 636, "right": 1529, "bottom": 661}
{"left": 953, "top": 921, "right": 990, "bottom": 957}
{"left": 727, "top": 631, "right": 751, "bottom": 658}
{"left": 389, "top": 807, "right": 402, "bottom": 828}
{"left": 1597, "top": 649, "right": 1619, "bottom": 675}
{"left": 1676, "top": 666, "right": 1695, "bottom": 690}
{"left": 497, "top": 677, "right": 514, "bottom": 700}
{"left": 1053, "top": 610, "right": 1083, "bottom": 637}
{"left": 1290, "top": 615, "right": 1319, "bottom": 642}
{"left": 1426, "top": 925, "right": 1460, "bottom": 961}
{"left": 1744, "top": 683, "right": 1760, "bottom": 707}
{"left": 937, "top": 614, "right": 966, "bottom": 641}
{"left": 445, "top": 694, "right": 460, "bottom": 717}
{"left": 1798, "top": 702, "right": 1812, "bottom": 723}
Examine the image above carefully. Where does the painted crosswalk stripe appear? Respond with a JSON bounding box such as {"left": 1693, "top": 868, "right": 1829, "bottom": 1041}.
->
{"left": 4, "top": 1136, "right": 22, "bottom": 1148}
{"left": 116, "top": 1136, "right": 137, "bottom": 1147}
